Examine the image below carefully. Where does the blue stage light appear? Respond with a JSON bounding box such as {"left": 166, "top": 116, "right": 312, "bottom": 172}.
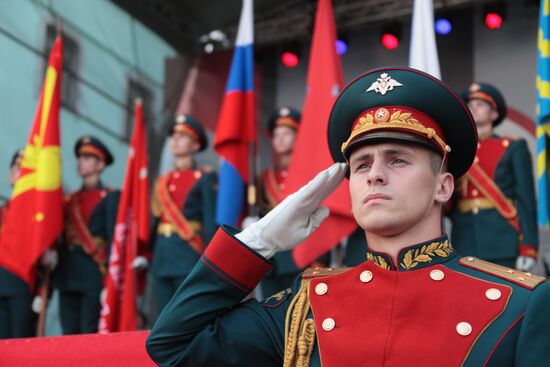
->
{"left": 435, "top": 18, "right": 452, "bottom": 35}
{"left": 336, "top": 39, "right": 348, "bottom": 55}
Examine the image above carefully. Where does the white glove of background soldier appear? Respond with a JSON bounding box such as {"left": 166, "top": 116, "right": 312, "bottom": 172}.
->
{"left": 40, "top": 249, "right": 58, "bottom": 270}
{"left": 131, "top": 256, "right": 149, "bottom": 271}
{"left": 515, "top": 255, "right": 536, "bottom": 272}
{"left": 236, "top": 163, "right": 347, "bottom": 259}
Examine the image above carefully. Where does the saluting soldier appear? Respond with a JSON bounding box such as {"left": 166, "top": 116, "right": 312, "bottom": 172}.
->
{"left": 0, "top": 149, "right": 36, "bottom": 338}
{"left": 146, "top": 68, "right": 550, "bottom": 367}
{"left": 149, "top": 114, "right": 217, "bottom": 313}
{"left": 450, "top": 83, "right": 538, "bottom": 271}
{"left": 52, "top": 136, "right": 119, "bottom": 334}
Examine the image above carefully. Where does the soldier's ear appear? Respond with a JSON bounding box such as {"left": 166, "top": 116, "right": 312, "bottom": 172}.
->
{"left": 434, "top": 172, "right": 454, "bottom": 205}
{"left": 191, "top": 141, "right": 200, "bottom": 153}
{"left": 490, "top": 109, "right": 499, "bottom": 123}
{"left": 97, "top": 160, "right": 106, "bottom": 172}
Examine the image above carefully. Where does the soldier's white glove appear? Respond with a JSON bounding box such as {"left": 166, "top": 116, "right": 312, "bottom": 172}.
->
{"left": 131, "top": 256, "right": 149, "bottom": 271}
{"left": 236, "top": 163, "right": 347, "bottom": 259}
{"left": 515, "top": 256, "right": 536, "bottom": 272}
{"left": 40, "top": 249, "right": 58, "bottom": 270}
{"left": 241, "top": 216, "right": 260, "bottom": 229}
{"left": 32, "top": 296, "right": 42, "bottom": 314}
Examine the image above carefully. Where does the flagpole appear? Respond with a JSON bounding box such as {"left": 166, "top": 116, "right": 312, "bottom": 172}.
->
{"left": 247, "top": 142, "right": 257, "bottom": 217}
{"left": 36, "top": 268, "right": 51, "bottom": 337}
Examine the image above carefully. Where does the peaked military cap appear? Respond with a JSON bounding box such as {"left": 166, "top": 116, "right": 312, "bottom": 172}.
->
{"left": 461, "top": 82, "right": 507, "bottom": 126}
{"left": 328, "top": 67, "right": 478, "bottom": 178}
{"left": 169, "top": 114, "right": 208, "bottom": 152}
{"left": 10, "top": 149, "right": 24, "bottom": 168}
{"left": 74, "top": 136, "right": 114, "bottom": 166}
{"left": 268, "top": 106, "right": 301, "bottom": 134}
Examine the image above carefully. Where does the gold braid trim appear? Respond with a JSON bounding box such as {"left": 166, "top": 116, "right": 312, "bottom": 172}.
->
{"left": 366, "top": 252, "right": 390, "bottom": 270}
{"left": 296, "top": 319, "right": 316, "bottom": 367}
{"left": 284, "top": 278, "right": 314, "bottom": 367}
{"left": 341, "top": 110, "right": 449, "bottom": 154}
{"left": 400, "top": 240, "right": 452, "bottom": 270}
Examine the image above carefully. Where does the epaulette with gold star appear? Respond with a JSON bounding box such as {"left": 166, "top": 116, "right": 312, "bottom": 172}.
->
{"left": 459, "top": 257, "right": 546, "bottom": 290}
{"left": 302, "top": 267, "right": 350, "bottom": 279}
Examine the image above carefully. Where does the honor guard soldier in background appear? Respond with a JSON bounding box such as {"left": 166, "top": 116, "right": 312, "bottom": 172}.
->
{"left": 52, "top": 136, "right": 119, "bottom": 334}
{"left": 0, "top": 149, "right": 36, "bottom": 338}
{"left": 149, "top": 114, "right": 217, "bottom": 314}
{"left": 147, "top": 68, "right": 550, "bottom": 367}
{"left": 259, "top": 107, "right": 308, "bottom": 297}
{"left": 450, "top": 83, "right": 538, "bottom": 271}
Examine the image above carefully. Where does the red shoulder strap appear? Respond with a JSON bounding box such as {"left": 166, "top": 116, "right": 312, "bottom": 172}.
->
{"left": 465, "top": 163, "right": 520, "bottom": 233}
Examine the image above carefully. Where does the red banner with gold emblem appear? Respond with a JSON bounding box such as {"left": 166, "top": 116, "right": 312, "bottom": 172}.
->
{"left": 0, "top": 36, "right": 64, "bottom": 288}
{"left": 99, "top": 100, "right": 150, "bottom": 332}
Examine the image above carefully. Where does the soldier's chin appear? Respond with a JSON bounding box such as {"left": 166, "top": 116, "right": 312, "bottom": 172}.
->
{"left": 359, "top": 217, "right": 404, "bottom": 237}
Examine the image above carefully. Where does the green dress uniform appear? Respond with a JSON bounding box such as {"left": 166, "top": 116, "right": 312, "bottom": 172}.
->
{"left": 150, "top": 114, "right": 217, "bottom": 313}
{"left": 53, "top": 136, "right": 119, "bottom": 334}
{"left": 450, "top": 84, "right": 538, "bottom": 267}
{"left": 0, "top": 201, "right": 36, "bottom": 339}
{"left": 147, "top": 68, "right": 550, "bottom": 366}
{"left": 147, "top": 227, "right": 550, "bottom": 367}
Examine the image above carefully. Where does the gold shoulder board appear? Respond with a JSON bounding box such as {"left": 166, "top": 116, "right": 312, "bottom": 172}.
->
{"left": 459, "top": 257, "right": 546, "bottom": 290}
{"left": 302, "top": 267, "right": 350, "bottom": 279}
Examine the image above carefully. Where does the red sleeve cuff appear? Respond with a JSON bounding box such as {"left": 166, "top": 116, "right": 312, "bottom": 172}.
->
{"left": 203, "top": 226, "right": 273, "bottom": 292}
{"left": 519, "top": 244, "right": 538, "bottom": 258}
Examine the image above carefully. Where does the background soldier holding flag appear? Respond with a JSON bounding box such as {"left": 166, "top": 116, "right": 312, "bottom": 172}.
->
{"left": 0, "top": 35, "right": 64, "bottom": 337}
{"left": 52, "top": 136, "right": 119, "bottom": 335}
{"left": 0, "top": 149, "right": 36, "bottom": 339}
{"left": 149, "top": 115, "right": 217, "bottom": 314}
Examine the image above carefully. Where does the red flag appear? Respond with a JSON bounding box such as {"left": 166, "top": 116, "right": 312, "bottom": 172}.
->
{"left": 284, "top": 0, "right": 357, "bottom": 268}
{"left": 0, "top": 37, "right": 64, "bottom": 288}
{"left": 99, "top": 100, "right": 150, "bottom": 332}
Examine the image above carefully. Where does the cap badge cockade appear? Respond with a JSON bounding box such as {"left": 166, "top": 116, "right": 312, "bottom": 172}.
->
{"left": 279, "top": 107, "right": 290, "bottom": 116}
{"left": 366, "top": 73, "right": 403, "bottom": 96}
{"left": 469, "top": 83, "right": 480, "bottom": 92}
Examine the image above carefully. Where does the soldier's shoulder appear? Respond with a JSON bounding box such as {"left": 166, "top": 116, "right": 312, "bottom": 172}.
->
{"left": 198, "top": 165, "right": 215, "bottom": 174}
{"left": 458, "top": 256, "right": 545, "bottom": 290}
{"left": 65, "top": 190, "right": 80, "bottom": 202}
{"left": 103, "top": 185, "right": 118, "bottom": 192}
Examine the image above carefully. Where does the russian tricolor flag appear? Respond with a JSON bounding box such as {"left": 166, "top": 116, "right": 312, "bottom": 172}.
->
{"left": 214, "top": 0, "right": 255, "bottom": 226}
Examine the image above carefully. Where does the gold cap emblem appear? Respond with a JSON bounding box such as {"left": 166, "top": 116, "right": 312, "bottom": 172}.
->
{"left": 374, "top": 108, "right": 390, "bottom": 123}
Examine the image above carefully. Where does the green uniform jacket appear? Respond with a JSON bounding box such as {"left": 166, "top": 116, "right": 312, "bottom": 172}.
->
{"left": 150, "top": 170, "right": 217, "bottom": 278}
{"left": 53, "top": 185, "right": 120, "bottom": 291}
{"left": 147, "top": 226, "right": 550, "bottom": 366}
{"left": 450, "top": 136, "right": 538, "bottom": 261}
